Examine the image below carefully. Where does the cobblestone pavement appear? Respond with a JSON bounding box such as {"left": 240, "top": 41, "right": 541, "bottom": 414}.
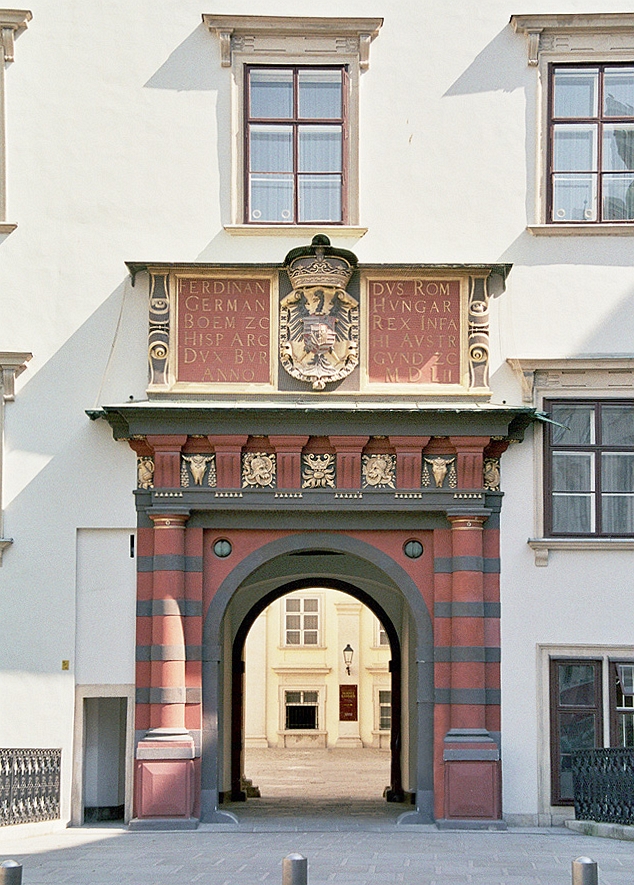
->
{"left": 1, "top": 749, "right": 634, "bottom": 885}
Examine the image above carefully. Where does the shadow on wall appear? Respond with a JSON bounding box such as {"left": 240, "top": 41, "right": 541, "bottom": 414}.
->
{"left": 4, "top": 276, "right": 146, "bottom": 530}
{"left": 144, "top": 24, "right": 218, "bottom": 91}
{"left": 443, "top": 26, "right": 526, "bottom": 97}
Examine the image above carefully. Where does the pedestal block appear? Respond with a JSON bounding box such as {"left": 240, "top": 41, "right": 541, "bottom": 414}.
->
{"left": 132, "top": 729, "right": 197, "bottom": 828}
{"left": 438, "top": 728, "right": 505, "bottom": 829}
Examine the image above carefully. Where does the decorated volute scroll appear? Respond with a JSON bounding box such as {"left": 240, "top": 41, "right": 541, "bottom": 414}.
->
{"left": 281, "top": 235, "right": 359, "bottom": 390}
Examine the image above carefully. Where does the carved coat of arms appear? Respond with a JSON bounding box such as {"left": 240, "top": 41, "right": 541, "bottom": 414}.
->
{"left": 281, "top": 236, "right": 359, "bottom": 391}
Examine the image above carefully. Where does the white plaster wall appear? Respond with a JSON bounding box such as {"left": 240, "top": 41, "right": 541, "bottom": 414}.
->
{"left": 0, "top": 0, "right": 632, "bottom": 826}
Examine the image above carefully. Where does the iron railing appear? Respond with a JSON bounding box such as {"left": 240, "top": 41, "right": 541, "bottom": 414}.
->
{"left": 572, "top": 747, "right": 634, "bottom": 825}
{"left": 0, "top": 749, "right": 61, "bottom": 826}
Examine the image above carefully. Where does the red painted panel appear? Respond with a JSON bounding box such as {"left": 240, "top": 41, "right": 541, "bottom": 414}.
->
{"left": 136, "top": 760, "right": 193, "bottom": 818}
{"left": 176, "top": 277, "right": 271, "bottom": 384}
{"left": 339, "top": 685, "right": 358, "bottom": 721}
{"left": 368, "top": 279, "right": 461, "bottom": 385}
{"left": 444, "top": 760, "right": 500, "bottom": 819}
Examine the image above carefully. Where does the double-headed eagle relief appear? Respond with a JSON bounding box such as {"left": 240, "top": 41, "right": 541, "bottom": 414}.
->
{"left": 281, "top": 235, "right": 359, "bottom": 391}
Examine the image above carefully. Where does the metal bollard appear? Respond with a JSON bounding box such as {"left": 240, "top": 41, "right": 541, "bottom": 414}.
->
{"left": 0, "top": 860, "right": 22, "bottom": 885}
{"left": 572, "top": 857, "right": 598, "bottom": 885}
{"left": 282, "top": 853, "right": 307, "bottom": 885}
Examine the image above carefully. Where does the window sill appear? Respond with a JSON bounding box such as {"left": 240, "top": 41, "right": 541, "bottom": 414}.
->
{"left": 528, "top": 537, "right": 634, "bottom": 566}
{"left": 224, "top": 224, "right": 367, "bottom": 238}
{"left": 527, "top": 224, "right": 634, "bottom": 236}
{"left": 0, "top": 538, "right": 13, "bottom": 563}
{"left": 0, "top": 223, "right": 17, "bottom": 234}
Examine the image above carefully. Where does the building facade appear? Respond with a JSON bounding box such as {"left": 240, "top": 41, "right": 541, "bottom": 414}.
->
{"left": 1, "top": 0, "right": 633, "bottom": 830}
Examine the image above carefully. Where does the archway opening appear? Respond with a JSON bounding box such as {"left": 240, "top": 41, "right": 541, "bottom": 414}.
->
{"left": 241, "top": 587, "right": 394, "bottom": 803}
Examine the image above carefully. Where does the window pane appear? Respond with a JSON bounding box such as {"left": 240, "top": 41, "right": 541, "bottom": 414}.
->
{"left": 558, "top": 663, "right": 598, "bottom": 706}
{"left": 552, "top": 174, "right": 597, "bottom": 221}
{"left": 250, "top": 126, "right": 292, "bottom": 172}
{"left": 249, "top": 174, "right": 293, "bottom": 222}
{"left": 299, "top": 69, "right": 342, "bottom": 119}
{"left": 379, "top": 691, "right": 391, "bottom": 704}
{"left": 604, "top": 68, "right": 634, "bottom": 117}
{"left": 551, "top": 405, "right": 594, "bottom": 445}
{"left": 617, "top": 713, "right": 634, "bottom": 747}
{"left": 249, "top": 69, "right": 293, "bottom": 119}
{"left": 552, "top": 494, "right": 594, "bottom": 533}
{"left": 298, "top": 174, "right": 342, "bottom": 222}
{"left": 303, "top": 691, "right": 318, "bottom": 704}
{"left": 286, "top": 631, "right": 300, "bottom": 645}
{"left": 303, "top": 615, "right": 318, "bottom": 630}
{"left": 286, "top": 615, "right": 301, "bottom": 629}
{"left": 286, "top": 599, "right": 301, "bottom": 612}
{"left": 602, "top": 174, "right": 634, "bottom": 220}
{"left": 303, "top": 631, "right": 318, "bottom": 645}
{"left": 285, "top": 691, "right": 301, "bottom": 704}
{"left": 602, "top": 125, "right": 634, "bottom": 171}
{"left": 602, "top": 405, "right": 634, "bottom": 445}
{"left": 602, "top": 495, "right": 634, "bottom": 533}
{"left": 558, "top": 711, "right": 598, "bottom": 800}
{"left": 553, "top": 69, "right": 599, "bottom": 118}
{"left": 303, "top": 599, "right": 318, "bottom": 612}
{"left": 553, "top": 125, "right": 597, "bottom": 171}
{"left": 552, "top": 452, "right": 593, "bottom": 491}
{"left": 299, "top": 125, "right": 342, "bottom": 172}
{"left": 602, "top": 453, "right": 634, "bottom": 491}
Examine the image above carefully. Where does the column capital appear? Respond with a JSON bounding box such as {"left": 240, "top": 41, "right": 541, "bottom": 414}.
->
{"left": 149, "top": 513, "right": 190, "bottom": 529}
{"left": 447, "top": 514, "right": 487, "bottom": 530}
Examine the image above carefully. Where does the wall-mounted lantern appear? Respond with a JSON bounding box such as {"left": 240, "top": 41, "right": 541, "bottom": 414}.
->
{"left": 343, "top": 643, "right": 354, "bottom": 676}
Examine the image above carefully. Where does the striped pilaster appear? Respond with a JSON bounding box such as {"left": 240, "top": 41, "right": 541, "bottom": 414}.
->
{"left": 269, "top": 435, "right": 309, "bottom": 488}
{"left": 330, "top": 436, "right": 368, "bottom": 488}
{"left": 389, "top": 436, "right": 430, "bottom": 488}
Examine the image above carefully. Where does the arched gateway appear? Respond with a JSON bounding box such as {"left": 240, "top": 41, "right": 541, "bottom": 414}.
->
{"left": 96, "top": 237, "right": 533, "bottom": 828}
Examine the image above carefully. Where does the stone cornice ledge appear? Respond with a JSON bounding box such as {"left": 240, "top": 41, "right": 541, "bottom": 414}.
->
{"left": 224, "top": 224, "right": 367, "bottom": 238}
{"left": 0, "top": 223, "right": 17, "bottom": 234}
{"left": 202, "top": 14, "right": 383, "bottom": 70}
{"left": 0, "top": 351, "right": 32, "bottom": 401}
{"left": 511, "top": 13, "right": 634, "bottom": 65}
{"left": 528, "top": 224, "right": 634, "bottom": 236}
{"left": 0, "top": 9, "right": 32, "bottom": 62}
{"left": 528, "top": 537, "right": 634, "bottom": 567}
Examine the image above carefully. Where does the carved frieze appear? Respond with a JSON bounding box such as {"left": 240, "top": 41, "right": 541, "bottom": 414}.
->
{"left": 422, "top": 456, "right": 457, "bottom": 489}
{"left": 137, "top": 457, "right": 155, "bottom": 489}
{"left": 362, "top": 453, "right": 396, "bottom": 489}
{"left": 148, "top": 273, "right": 170, "bottom": 388}
{"left": 483, "top": 458, "right": 501, "bottom": 491}
{"left": 181, "top": 454, "right": 217, "bottom": 488}
{"left": 242, "top": 452, "right": 276, "bottom": 488}
{"left": 302, "top": 453, "right": 336, "bottom": 488}
{"left": 467, "top": 276, "right": 490, "bottom": 390}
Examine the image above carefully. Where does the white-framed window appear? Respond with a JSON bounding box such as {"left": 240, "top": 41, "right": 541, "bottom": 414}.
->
{"left": 284, "top": 689, "right": 319, "bottom": 730}
{"left": 378, "top": 689, "right": 391, "bottom": 731}
{"left": 0, "top": 10, "right": 31, "bottom": 232}
{"left": 548, "top": 653, "right": 634, "bottom": 805}
{"left": 511, "top": 13, "right": 634, "bottom": 235}
{"left": 374, "top": 617, "right": 389, "bottom": 648}
{"left": 203, "top": 14, "right": 382, "bottom": 234}
{"left": 0, "top": 351, "right": 32, "bottom": 561}
{"left": 509, "top": 359, "right": 634, "bottom": 565}
{"left": 284, "top": 595, "right": 321, "bottom": 646}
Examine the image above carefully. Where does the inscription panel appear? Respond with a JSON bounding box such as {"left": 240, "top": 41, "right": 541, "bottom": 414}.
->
{"left": 339, "top": 684, "right": 358, "bottom": 721}
{"left": 366, "top": 278, "right": 462, "bottom": 386}
{"left": 176, "top": 276, "right": 272, "bottom": 385}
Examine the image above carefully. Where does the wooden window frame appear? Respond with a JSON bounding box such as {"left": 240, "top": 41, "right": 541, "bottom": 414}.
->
{"left": 547, "top": 63, "right": 634, "bottom": 225}
{"left": 244, "top": 65, "right": 348, "bottom": 226}
{"left": 549, "top": 657, "right": 603, "bottom": 805}
{"left": 543, "top": 398, "right": 634, "bottom": 537}
{"left": 284, "top": 595, "right": 321, "bottom": 647}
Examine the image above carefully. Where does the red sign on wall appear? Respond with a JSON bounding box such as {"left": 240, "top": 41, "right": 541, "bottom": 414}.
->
{"left": 339, "top": 685, "right": 358, "bottom": 721}
{"left": 176, "top": 277, "right": 271, "bottom": 384}
{"left": 368, "top": 279, "right": 461, "bottom": 385}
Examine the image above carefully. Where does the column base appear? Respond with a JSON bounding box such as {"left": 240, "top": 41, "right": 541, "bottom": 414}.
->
{"left": 442, "top": 729, "right": 502, "bottom": 822}
{"left": 436, "top": 817, "right": 507, "bottom": 831}
{"left": 134, "top": 729, "right": 197, "bottom": 821}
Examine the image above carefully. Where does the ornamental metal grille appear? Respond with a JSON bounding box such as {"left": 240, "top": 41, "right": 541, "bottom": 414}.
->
{"left": 572, "top": 748, "right": 634, "bottom": 825}
{"left": 0, "top": 749, "right": 61, "bottom": 826}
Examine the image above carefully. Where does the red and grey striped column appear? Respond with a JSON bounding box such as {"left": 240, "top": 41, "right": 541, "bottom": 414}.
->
{"left": 132, "top": 509, "right": 197, "bottom": 826}
{"left": 438, "top": 513, "right": 503, "bottom": 827}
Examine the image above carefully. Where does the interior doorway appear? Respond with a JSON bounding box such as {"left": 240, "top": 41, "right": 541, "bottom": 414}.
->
{"left": 83, "top": 697, "right": 126, "bottom": 822}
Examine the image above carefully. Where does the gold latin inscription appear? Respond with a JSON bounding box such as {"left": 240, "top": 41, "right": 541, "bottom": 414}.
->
{"left": 177, "top": 278, "right": 271, "bottom": 383}
{"left": 368, "top": 280, "right": 461, "bottom": 384}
